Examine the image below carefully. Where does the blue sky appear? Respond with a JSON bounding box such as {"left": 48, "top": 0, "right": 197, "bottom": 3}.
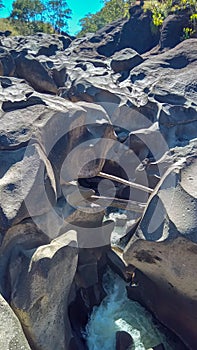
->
{"left": 0, "top": 0, "right": 103, "bottom": 34}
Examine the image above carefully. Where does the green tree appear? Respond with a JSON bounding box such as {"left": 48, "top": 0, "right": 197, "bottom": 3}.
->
{"left": 0, "top": 18, "right": 20, "bottom": 35}
{"left": 9, "top": 0, "right": 55, "bottom": 34}
{"left": 102, "top": 0, "right": 132, "bottom": 21}
{"left": 79, "top": 12, "right": 106, "bottom": 36}
{"left": 45, "top": 0, "right": 71, "bottom": 32}
{"left": 0, "top": 0, "right": 4, "bottom": 9}
{"left": 143, "top": 0, "right": 197, "bottom": 31}
{"left": 10, "top": 0, "right": 45, "bottom": 22}
{"left": 78, "top": 0, "right": 134, "bottom": 36}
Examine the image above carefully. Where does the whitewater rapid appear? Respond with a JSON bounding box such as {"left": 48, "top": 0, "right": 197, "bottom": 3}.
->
{"left": 85, "top": 269, "right": 176, "bottom": 350}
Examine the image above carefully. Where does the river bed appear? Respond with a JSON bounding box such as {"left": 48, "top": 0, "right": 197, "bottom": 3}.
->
{"left": 85, "top": 269, "right": 177, "bottom": 350}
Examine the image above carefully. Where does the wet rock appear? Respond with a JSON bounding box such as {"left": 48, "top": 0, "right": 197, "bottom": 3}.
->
{"left": 116, "top": 330, "right": 134, "bottom": 350}
{"left": 68, "top": 336, "right": 86, "bottom": 350}
{"left": 106, "top": 249, "right": 135, "bottom": 282}
{"left": 147, "top": 344, "right": 165, "bottom": 350}
{"left": 68, "top": 242, "right": 111, "bottom": 349}
{"left": 126, "top": 270, "right": 187, "bottom": 350}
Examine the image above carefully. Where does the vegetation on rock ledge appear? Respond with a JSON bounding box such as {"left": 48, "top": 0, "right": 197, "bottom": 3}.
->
{"left": 0, "top": 0, "right": 196, "bottom": 37}
{"left": 143, "top": 0, "right": 197, "bottom": 36}
{"left": 78, "top": 0, "right": 134, "bottom": 37}
{"left": 0, "top": 0, "right": 71, "bottom": 35}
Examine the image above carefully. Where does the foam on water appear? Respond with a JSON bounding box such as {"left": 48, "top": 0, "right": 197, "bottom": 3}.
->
{"left": 85, "top": 269, "right": 176, "bottom": 350}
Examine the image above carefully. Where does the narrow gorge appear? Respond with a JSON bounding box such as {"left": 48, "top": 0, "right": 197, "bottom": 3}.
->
{"left": 0, "top": 4, "right": 196, "bottom": 350}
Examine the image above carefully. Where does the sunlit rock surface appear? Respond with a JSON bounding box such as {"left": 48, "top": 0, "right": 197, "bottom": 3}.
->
{"left": 0, "top": 293, "right": 31, "bottom": 350}
{"left": 0, "top": 4, "right": 196, "bottom": 349}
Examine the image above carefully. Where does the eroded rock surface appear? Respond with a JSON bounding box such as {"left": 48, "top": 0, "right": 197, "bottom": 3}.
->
{"left": 124, "top": 146, "right": 197, "bottom": 349}
{"left": 10, "top": 230, "right": 78, "bottom": 350}
{"left": 0, "top": 4, "right": 196, "bottom": 350}
{"left": 0, "top": 293, "right": 31, "bottom": 350}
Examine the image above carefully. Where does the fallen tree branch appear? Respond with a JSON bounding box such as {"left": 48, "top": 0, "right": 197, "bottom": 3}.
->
{"left": 98, "top": 171, "right": 153, "bottom": 193}
{"left": 89, "top": 195, "right": 146, "bottom": 213}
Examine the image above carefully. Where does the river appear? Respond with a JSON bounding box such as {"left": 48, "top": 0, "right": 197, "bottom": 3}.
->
{"left": 85, "top": 269, "right": 177, "bottom": 350}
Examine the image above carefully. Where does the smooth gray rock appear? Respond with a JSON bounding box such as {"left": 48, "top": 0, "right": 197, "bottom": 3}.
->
{"left": 0, "top": 143, "right": 56, "bottom": 231}
{"left": 160, "top": 12, "right": 190, "bottom": 49}
{"left": 0, "top": 293, "right": 31, "bottom": 350}
{"left": 147, "top": 344, "right": 165, "bottom": 350}
{"left": 10, "top": 230, "right": 78, "bottom": 350}
{"left": 0, "top": 46, "right": 15, "bottom": 76}
{"left": 0, "top": 222, "right": 49, "bottom": 298}
{"left": 116, "top": 330, "right": 133, "bottom": 350}
{"left": 1, "top": 32, "right": 72, "bottom": 56}
{"left": 96, "top": 6, "right": 159, "bottom": 56}
{"left": 15, "top": 53, "right": 58, "bottom": 93}
{"left": 111, "top": 48, "right": 143, "bottom": 73}
{"left": 0, "top": 13, "right": 196, "bottom": 350}
{"left": 123, "top": 150, "right": 197, "bottom": 349}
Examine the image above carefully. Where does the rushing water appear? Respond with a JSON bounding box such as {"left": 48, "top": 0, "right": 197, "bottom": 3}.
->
{"left": 85, "top": 269, "right": 177, "bottom": 350}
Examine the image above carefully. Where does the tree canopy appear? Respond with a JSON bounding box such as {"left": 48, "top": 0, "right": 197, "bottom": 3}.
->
{"left": 46, "top": 0, "right": 71, "bottom": 31}
{"left": 78, "top": 0, "right": 134, "bottom": 36}
{"left": 9, "top": 0, "right": 71, "bottom": 34}
{"left": 0, "top": 0, "right": 196, "bottom": 37}
{"left": 10, "top": 0, "right": 44, "bottom": 22}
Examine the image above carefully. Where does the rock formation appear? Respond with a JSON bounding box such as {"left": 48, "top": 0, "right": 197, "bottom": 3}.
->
{"left": 115, "top": 330, "right": 134, "bottom": 350}
{"left": 0, "top": 4, "right": 196, "bottom": 350}
{"left": 0, "top": 293, "right": 32, "bottom": 349}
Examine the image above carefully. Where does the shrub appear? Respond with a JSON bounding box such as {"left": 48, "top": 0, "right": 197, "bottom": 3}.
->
{"left": 143, "top": 0, "right": 197, "bottom": 38}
